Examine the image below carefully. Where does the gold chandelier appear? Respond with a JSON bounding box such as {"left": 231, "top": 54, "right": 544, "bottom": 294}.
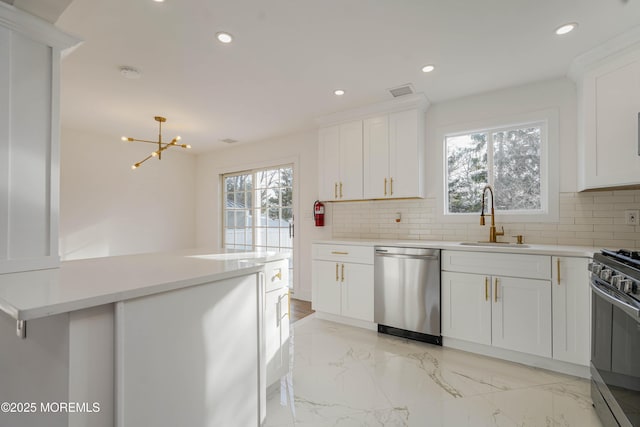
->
{"left": 121, "top": 116, "right": 191, "bottom": 170}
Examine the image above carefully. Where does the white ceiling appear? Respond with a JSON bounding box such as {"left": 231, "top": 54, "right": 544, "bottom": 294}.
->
{"left": 54, "top": 0, "right": 640, "bottom": 153}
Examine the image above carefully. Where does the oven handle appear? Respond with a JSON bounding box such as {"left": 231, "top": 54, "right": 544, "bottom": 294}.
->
{"left": 591, "top": 280, "right": 640, "bottom": 321}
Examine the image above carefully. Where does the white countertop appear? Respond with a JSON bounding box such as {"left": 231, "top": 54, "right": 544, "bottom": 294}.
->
{"left": 313, "top": 239, "right": 597, "bottom": 257}
{"left": 0, "top": 248, "right": 290, "bottom": 321}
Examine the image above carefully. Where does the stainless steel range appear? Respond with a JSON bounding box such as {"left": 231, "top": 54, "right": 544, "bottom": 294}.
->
{"left": 590, "top": 249, "right": 640, "bottom": 427}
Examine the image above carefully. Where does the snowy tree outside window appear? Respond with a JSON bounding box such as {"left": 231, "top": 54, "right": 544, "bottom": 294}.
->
{"left": 445, "top": 123, "right": 544, "bottom": 215}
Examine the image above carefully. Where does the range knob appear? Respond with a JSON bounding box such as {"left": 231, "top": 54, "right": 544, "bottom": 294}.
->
{"left": 612, "top": 275, "right": 623, "bottom": 289}
{"left": 600, "top": 268, "right": 613, "bottom": 281}
{"left": 620, "top": 279, "right": 634, "bottom": 293}
{"left": 592, "top": 264, "right": 603, "bottom": 275}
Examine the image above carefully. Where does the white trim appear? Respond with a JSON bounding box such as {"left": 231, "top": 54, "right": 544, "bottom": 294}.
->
{"left": 315, "top": 93, "right": 429, "bottom": 126}
{"left": 568, "top": 26, "right": 640, "bottom": 83}
{"left": 0, "top": 1, "right": 80, "bottom": 49}
{"left": 443, "top": 337, "right": 589, "bottom": 379}
{"left": 313, "top": 311, "right": 377, "bottom": 331}
{"left": 436, "top": 109, "right": 559, "bottom": 224}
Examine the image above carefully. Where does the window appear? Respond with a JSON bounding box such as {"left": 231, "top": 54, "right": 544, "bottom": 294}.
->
{"left": 223, "top": 165, "right": 294, "bottom": 285}
{"left": 445, "top": 122, "right": 546, "bottom": 215}
{"left": 223, "top": 165, "right": 293, "bottom": 251}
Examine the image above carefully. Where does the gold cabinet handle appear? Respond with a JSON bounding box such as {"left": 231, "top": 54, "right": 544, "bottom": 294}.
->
{"left": 339, "top": 182, "right": 343, "bottom": 198}
{"left": 390, "top": 177, "right": 394, "bottom": 196}
{"left": 335, "top": 263, "right": 339, "bottom": 281}
{"left": 331, "top": 251, "right": 349, "bottom": 255}
{"left": 334, "top": 182, "right": 338, "bottom": 199}
{"left": 341, "top": 263, "right": 345, "bottom": 282}
{"left": 272, "top": 269, "right": 282, "bottom": 281}
{"left": 557, "top": 258, "right": 561, "bottom": 285}
{"left": 485, "top": 277, "right": 489, "bottom": 301}
{"left": 384, "top": 178, "right": 387, "bottom": 196}
{"left": 494, "top": 278, "right": 498, "bottom": 302}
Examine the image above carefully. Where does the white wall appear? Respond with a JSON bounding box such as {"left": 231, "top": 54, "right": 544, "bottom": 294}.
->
{"left": 59, "top": 127, "right": 196, "bottom": 260}
{"left": 196, "top": 130, "right": 331, "bottom": 301}
{"left": 425, "top": 77, "right": 578, "bottom": 196}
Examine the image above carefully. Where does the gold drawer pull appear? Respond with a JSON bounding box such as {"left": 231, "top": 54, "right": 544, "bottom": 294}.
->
{"left": 485, "top": 277, "right": 489, "bottom": 301}
{"left": 331, "top": 251, "right": 349, "bottom": 255}
{"left": 272, "top": 269, "right": 282, "bottom": 281}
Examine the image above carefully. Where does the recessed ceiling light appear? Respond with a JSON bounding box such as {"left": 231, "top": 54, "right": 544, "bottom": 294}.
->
{"left": 216, "top": 32, "right": 233, "bottom": 43}
{"left": 153, "top": 0, "right": 164, "bottom": 2}
{"left": 334, "top": 89, "right": 345, "bottom": 96}
{"left": 555, "top": 22, "right": 578, "bottom": 35}
{"left": 421, "top": 64, "right": 435, "bottom": 73}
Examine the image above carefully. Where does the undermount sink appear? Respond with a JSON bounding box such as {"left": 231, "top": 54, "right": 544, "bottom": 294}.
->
{"left": 459, "top": 242, "right": 530, "bottom": 248}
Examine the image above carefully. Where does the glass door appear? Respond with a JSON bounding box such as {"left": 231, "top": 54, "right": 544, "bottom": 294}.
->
{"left": 223, "top": 165, "right": 294, "bottom": 287}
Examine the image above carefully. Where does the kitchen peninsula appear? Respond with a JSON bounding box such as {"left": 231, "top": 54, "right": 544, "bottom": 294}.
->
{"left": 0, "top": 249, "right": 289, "bottom": 427}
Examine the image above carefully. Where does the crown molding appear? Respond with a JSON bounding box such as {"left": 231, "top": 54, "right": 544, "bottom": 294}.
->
{"left": 568, "top": 25, "right": 640, "bottom": 82}
{"left": 0, "top": 0, "right": 80, "bottom": 50}
{"left": 315, "top": 93, "right": 430, "bottom": 127}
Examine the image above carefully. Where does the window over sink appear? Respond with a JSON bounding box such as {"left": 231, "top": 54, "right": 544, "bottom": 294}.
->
{"left": 444, "top": 119, "right": 553, "bottom": 219}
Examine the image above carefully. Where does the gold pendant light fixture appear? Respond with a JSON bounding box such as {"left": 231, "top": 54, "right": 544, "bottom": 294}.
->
{"left": 121, "top": 116, "right": 191, "bottom": 170}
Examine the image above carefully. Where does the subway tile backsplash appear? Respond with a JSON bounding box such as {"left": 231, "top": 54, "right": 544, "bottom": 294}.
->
{"left": 331, "top": 190, "right": 640, "bottom": 249}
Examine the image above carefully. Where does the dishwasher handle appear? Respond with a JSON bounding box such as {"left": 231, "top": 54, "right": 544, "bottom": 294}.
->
{"left": 375, "top": 252, "right": 439, "bottom": 260}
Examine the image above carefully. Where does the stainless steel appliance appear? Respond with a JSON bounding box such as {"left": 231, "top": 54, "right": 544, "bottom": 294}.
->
{"left": 590, "top": 249, "right": 640, "bottom": 427}
{"left": 374, "top": 246, "right": 441, "bottom": 345}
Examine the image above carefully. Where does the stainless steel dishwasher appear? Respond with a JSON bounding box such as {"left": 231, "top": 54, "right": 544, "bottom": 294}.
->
{"left": 374, "top": 246, "right": 441, "bottom": 345}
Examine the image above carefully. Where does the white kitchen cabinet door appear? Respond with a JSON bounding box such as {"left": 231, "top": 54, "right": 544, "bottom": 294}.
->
{"left": 579, "top": 49, "right": 640, "bottom": 190}
{"left": 552, "top": 257, "right": 590, "bottom": 366}
{"left": 441, "top": 271, "right": 491, "bottom": 345}
{"left": 492, "top": 276, "right": 552, "bottom": 358}
{"left": 363, "top": 115, "right": 390, "bottom": 199}
{"left": 388, "top": 109, "right": 423, "bottom": 198}
{"left": 318, "top": 125, "right": 341, "bottom": 201}
{"left": 318, "top": 121, "right": 363, "bottom": 201}
{"left": 266, "top": 287, "right": 290, "bottom": 386}
{"left": 312, "top": 260, "right": 341, "bottom": 315}
{"left": 341, "top": 262, "right": 374, "bottom": 322}
{"left": 338, "top": 121, "right": 364, "bottom": 200}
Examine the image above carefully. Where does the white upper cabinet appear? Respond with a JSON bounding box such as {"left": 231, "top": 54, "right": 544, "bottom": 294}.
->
{"left": 318, "top": 121, "right": 363, "bottom": 201}
{"left": 317, "top": 93, "right": 428, "bottom": 202}
{"left": 364, "top": 109, "right": 424, "bottom": 199}
{"left": 575, "top": 46, "right": 640, "bottom": 190}
{"left": 0, "top": 3, "right": 80, "bottom": 274}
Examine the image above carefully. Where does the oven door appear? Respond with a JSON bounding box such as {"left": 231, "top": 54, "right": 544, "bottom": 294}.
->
{"left": 591, "top": 275, "right": 640, "bottom": 427}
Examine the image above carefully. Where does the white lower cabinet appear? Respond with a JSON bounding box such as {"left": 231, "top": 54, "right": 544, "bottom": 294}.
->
{"left": 552, "top": 256, "right": 591, "bottom": 366}
{"left": 492, "top": 276, "right": 551, "bottom": 357}
{"left": 264, "top": 259, "right": 290, "bottom": 387}
{"left": 442, "top": 271, "right": 552, "bottom": 357}
{"left": 441, "top": 271, "right": 491, "bottom": 345}
{"left": 312, "top": 244, "right": 374, "bottom": 322}
{"left": 442, "top": 250, "right": 552, "bottom": 358}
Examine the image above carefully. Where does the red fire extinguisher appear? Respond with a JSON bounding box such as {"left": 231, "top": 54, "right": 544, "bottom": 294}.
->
{"left": 314, "top": 200, "right": 325, "bottom": 227}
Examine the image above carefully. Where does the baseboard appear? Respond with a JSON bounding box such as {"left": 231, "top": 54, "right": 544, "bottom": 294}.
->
{"left": 443, "top": 337, "right": 590, "bottom": 379}
{"left": 313, "top": 311, "right": 377, "bottom": 331}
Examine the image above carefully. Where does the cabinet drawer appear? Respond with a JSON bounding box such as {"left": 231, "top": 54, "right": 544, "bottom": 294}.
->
{"left": 312, "top": 244, "right": 374, "bottom": 264}
{"left": 442, "top": 250, "right": 551, "bottom": 280}
{"left": 265, "top": 259, "right": 288, "bottom": 292}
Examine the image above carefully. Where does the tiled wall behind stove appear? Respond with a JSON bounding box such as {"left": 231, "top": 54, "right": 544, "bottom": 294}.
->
{"left": 331, "top": 190, "right": 640, "bottom": 249}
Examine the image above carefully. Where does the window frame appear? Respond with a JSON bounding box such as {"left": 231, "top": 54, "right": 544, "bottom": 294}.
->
{"left": 437, "top": 109, "right": 559, "bottom": 223}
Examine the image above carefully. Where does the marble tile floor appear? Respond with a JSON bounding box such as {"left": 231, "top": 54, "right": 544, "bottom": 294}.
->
{"left": 266, "top": 316, "right": 603, "bottom": 427}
